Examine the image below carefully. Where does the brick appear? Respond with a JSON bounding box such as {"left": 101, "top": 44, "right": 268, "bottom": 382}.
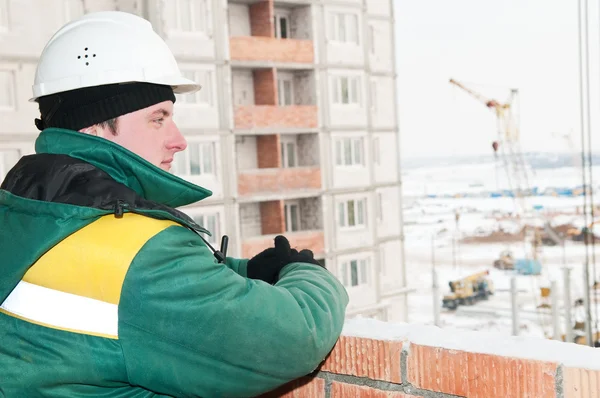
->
{"left": 260, "top": 376, "right": 325, "bottom": 398}
{"left": 238, "top": 167, "right": 321, "bottom": 196}
{"left": 234, "top": 105, "right": 318, "bottom": 130}
{"left": 242, "top": 230, "right": 324, "bottom": 259}
{"left": 250, "top": 0, "right": 274, "bottom": 37}
{"left": 230, "top": 36, "right": 314, "bottom": 64}
{"left": 407, "top": 344, "right": 557, "bottom": 398}
{"left": 256, "top": 135, "right": 280, "bottom": 168}
{"left": 564, "top": 367, "right": 600, "bottom": 398}
{"left": 321, "top": 336, "right": 402, "bottom": 383}
{"left": 330, "top": 382, "right": 421, "bottom": 398}
{"left": 260, "top": 200, "right": 284, "bottom": 235}
{"left": 254, "top": 69, "right": 277, "bottom": 105}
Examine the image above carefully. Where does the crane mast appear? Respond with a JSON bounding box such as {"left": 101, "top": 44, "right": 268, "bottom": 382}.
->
{"left": 449, "top": 78, "right": 539, "bottom": 260}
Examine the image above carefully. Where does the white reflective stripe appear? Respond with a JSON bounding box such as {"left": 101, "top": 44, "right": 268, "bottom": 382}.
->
{"left": 1, "top": 281, "right": 118, "bottom": 338}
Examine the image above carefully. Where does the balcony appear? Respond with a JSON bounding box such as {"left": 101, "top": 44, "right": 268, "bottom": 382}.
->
{"left": 234, "top": 105, "right": 318, "bottom": 130}
{"left": 230, "top": 36, "right": 314, "bottom": 65}
{"left": 241, "top": 230, "right": 325, "bottom": 258}
{"left": 238, "top": 167, "right": 321, "bottom": 197}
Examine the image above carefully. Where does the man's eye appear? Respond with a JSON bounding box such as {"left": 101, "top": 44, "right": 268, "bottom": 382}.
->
{"left": 153, "top": 118, "right": 164, "bottom": 125}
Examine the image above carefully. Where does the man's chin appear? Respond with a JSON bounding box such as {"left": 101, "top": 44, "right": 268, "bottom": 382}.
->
{"left": 159, "top": 163, "right": 172, "bottom": 171}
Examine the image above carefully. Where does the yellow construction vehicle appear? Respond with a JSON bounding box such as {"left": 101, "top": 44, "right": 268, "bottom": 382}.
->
{"left": 442, "top": 270, "right": 495, "bottom": 310}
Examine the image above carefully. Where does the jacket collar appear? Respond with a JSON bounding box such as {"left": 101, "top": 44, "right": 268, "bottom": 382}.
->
{"left": 35, "top": 128, "right": 212, "bottom": 208}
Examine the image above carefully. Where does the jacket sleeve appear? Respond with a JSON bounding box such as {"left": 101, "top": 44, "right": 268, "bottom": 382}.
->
{"left": 118, "top": 225, "right": 348, "bottom": 398}
{"left": 224, "top": 256, "right": 248, "bottom": 277}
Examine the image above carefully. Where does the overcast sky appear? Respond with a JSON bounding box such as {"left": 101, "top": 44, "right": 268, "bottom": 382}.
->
{"left": 393, "top": 0, "right": 597, "bottom": 159}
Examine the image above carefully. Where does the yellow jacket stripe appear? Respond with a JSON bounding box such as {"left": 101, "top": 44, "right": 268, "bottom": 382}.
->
{"left": 0, "top": 213, "right": 180, "bottom": 339}
{"left": 22, "top": 213, "right": 179, "bottom": 305}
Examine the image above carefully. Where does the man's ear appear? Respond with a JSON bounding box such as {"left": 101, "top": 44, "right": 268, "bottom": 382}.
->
{"left": 79, "top": 126, "right": 98, "bottom": 136}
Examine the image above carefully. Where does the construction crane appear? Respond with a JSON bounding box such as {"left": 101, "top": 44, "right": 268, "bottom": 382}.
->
{"left": 449, "top": 78, "right": 541, "bottom": 261}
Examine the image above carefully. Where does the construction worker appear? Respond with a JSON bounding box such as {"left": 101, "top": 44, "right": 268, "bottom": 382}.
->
{"left": 0, "top": 11, "right": 348, "bottom": 397}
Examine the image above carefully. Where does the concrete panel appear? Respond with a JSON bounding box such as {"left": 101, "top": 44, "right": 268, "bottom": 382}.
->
{"left": 331, "top": 132, "right": 370, "bottom": 189}
{"left": 232, "top": 69, "right": 255, "bottom": 106}
{"left": 334, "top": 193, "right": 373, "bottom": 251}
{"left": 379, "top": 240, "right": 403, "bottom": 291}
{"left": 366, "top": 0, "right": 391, "bottom": 17}
{"left": 373, "top": 132, "right": 398, "bottom": 184}
{"left": 0, "top": 62, "right": 40, "bottom": 135}
{"left": 370, "top": 76, "right": 395, "bottom": 129}
{"left": 236, "top": 135, "right": 258, "bottom": 171}
{"left": 328, "top": 70, "right": 368, "bottom": 128}
{"left": 290, "top": 5, "right": 312, "bottom": 40}
{"left": 175, "top": 135, "right": 223, "bottom": 200}
{"left": 297, "top": 133, "right": 319, "bottom": 167}
{"left": 336, "top": 250, "right": 377, "bottom": 309}
{"left": 173, "top": 63, "right": 220, "bottom": 129}
{"left": 324, "top": 5, "right": 364, "bottom": 67}
{"left": 228, "top": 3, "right": 251, "bottom": 37}
{"left": 292, "top": 71, "right": 315, "bottom": 106}
{"left": 299, "top": 196, "right": 322, "bottom": 230}
{"left": 375, "top": 186, "right": 401, "bottom": 238}
{"left": 240, "top": 202, "right": 262, "bottom": 238}
{"left": 368, "top": 20, "right": 394, "bottom": 73}
{"left": 159, "top": 0, "right": 216, "bottom": 59}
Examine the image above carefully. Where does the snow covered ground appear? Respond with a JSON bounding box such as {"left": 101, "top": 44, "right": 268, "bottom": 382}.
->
{"left": 402, "top": 162, "right": 600, "bottom": 341}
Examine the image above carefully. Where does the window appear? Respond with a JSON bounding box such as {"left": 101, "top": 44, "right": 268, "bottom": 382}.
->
{"left": 277, "top": 77, "right": 294, "bottom": 106}
{"left": 280, "top": 138, "right": 297, "bottom": 168}
{"left": 335, "top": 137, "right": 364, "bottom": 166}
{"left": 340, "top": 258, "right": 369, "bottom": 287}
{"left": 0, "top": 149, "right": 20, "bottom": 182}
{"left": 174, "top": 0, "right": 208, "bottom": 33}
{"left": 284, "top": 202, "right": 300, "bottom": 232}
{"left": 372, "top": 137, "right": 380, "bottom": 165}
{"left": 370, "top": 79, "right": 377, "bottom": 112}
{"left": 172, "top": 142, "right": 216, "bottom": 176}
{"left": 192, "top": 213, "right": 220, "bottom": 244}
{"left": 0, "top": 0, "right": 8, "bottom": 31}
{"left": 332, "top": 76, "right": 361, "bottom": 105}
{"left": 0, "top": 70, "right": 15, "bottom": 109}
{"left": 376, "top": 192, "right": 383, "bottom": 222}
{"left": 330, "top": 12, "right": 359, "bottom": 44}
{"left": 338, "top": 198, "right": 366, "bottom": 228}
{"left": 274, "top": 13, "right": 289, "bottom": 39}
{"left": 176, "top": 69, "right": 213, "bottom": 106}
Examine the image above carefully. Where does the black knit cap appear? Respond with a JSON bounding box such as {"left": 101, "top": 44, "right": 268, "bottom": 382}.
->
{"left": 35, "top": 82, "right": 176, "bottom": 131}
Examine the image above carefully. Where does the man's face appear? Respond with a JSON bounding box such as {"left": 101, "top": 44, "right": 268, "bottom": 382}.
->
{"left": 94, "top": 101, "right": 186, "bottom": 171}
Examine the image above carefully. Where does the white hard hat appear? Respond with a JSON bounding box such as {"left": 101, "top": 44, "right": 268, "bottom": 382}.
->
{"left": 31, "top": 11, "right": 200, "bottom": 101}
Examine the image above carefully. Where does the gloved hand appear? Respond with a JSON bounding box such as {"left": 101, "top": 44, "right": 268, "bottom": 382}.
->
{"left": 246, "top": 235, "right": 323, "bottom": 284}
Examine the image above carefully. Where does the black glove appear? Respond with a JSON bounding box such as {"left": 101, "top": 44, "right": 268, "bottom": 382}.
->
{"left": 247, "top": 236, "right": 323, "bottom": 284}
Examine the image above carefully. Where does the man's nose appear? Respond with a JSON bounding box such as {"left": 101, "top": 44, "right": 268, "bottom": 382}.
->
{"left": 167, "top": 122, "right": 187, "bottom": 152}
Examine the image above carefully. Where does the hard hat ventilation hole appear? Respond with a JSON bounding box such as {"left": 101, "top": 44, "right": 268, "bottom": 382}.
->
{"left": 77, "top": 47, "right": 96, "bottom": 66}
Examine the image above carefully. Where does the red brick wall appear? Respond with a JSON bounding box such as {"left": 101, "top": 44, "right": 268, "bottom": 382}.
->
{"left": 260, "top": 200, "right": 284, "bottom": 235}
{"left": 249, "top": 0, "right": 274, "bottom": 37}
{"left": 256, "top": 135, "right": 280, "bottom": 169}
{"left": 253, "top": 69, "right": 277, "bottom": 106}
{"left": 234, "top": 105, "right": 318, "bottom": 130}
{"left": 230, "top": 37, "right": 314, "bottom": 64}
{"left": 238, "top": 167, "right": 321, "bottom": 196}
{"left": 256, "top": 325, "right": 600, "bottom": 398}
